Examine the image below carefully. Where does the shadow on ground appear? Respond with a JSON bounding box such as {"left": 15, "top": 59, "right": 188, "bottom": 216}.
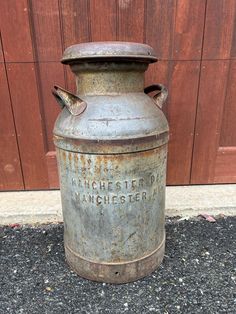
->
{"left": 0, "top": 217, "right": 235, "bottom": 314}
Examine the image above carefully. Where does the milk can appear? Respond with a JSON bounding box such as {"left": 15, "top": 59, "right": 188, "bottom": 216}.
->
{"left": 52, "top": 42, "right": 169, "bottom": 283}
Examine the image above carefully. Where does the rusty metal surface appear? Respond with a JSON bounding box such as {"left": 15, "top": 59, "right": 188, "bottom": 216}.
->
{"left": 65, "top": 235, "right": 165, "bottom": 284}
{"left": 52, "top": 85, "right": 87, "bottom": 116}
{"left": 61, "top": 41, "right": 157, "bottom": 64}
{"left": 52, "top": 41, "right": 169, "bottom": 283}
{"left": 53, "top": 92, "right": 169, "bottom": 154}
{"left": 57, "top": 145, "right": 167, "bottom": 283}
{"left": 144, "top": 84, "right": 168, "bottom": 109}
{"left": 54, "top": 132, "right": 168, "bottom": 154}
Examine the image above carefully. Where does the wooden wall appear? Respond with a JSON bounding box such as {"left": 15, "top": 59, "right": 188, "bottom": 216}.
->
{"left": 0, "top": 0, "right": 236, "bottom": 190}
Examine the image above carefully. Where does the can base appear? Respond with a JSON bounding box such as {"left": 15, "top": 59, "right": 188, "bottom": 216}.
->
{"left": 65, "top": 237, "right": 165, "bottom": 284}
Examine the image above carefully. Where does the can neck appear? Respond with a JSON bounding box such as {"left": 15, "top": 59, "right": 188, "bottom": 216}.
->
{"left": 70, "top": 62, "right": 148, "bottom": 95}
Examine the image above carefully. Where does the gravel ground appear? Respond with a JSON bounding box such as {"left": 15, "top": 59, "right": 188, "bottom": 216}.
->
{"left": 0, "top": 217, "right": 235, "bottom": 314}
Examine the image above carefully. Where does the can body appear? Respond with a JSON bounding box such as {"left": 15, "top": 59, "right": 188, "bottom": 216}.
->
{"left": 53, "top": 42, "right": 169, "bottom": 283}
{"left": 56, "top": 145, "right": 166, "bottom": 283}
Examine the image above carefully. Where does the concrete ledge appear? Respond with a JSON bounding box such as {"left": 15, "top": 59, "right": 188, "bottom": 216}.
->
{"left": 0, "top": 185, "right": 236, "bottom": 225}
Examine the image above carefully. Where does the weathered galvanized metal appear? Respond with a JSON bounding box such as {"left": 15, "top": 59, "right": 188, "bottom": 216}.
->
{"left": 52, "top": 42, "right": 169, "bottom": 283}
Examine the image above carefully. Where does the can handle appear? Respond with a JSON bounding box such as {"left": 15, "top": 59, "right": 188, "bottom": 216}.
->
{"left": 144, "top": 84, "right": 168, "bottom": 109}
{"left": 52, "top": 85, "right": 87, "bottom": 116}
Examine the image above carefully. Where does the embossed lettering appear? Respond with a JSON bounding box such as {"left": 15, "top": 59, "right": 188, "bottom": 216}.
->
{"left": 116, "top": 181, "right": 121, "bottom": 190}
{"left": 112, "top": 196, "right": 117, "bottom": 204}
{"left": 151, "top": 175, "right": 155, "bottom": 184}
{"left": 128, "top": 194, "right": 133, "bottom": 203}
{"left": 100, "top": 182, "right": 106, "bottom": 190}
{"left": 89, "top": 195, "right": 94, "bottom": 203}
{"left": 120, "top": 195, "right": 125, "bottom": 204}
{"left": 131, "top": 180, "right": 136, "bottom": 189}
{"left": 92, "top": 181, "right": 97, "bottom": 189}
{"left": 96, "top": 195, "right": 102, "bottom": 205}
{"left": 135, "top": 193, "right": 140, "bottom": 202}
{"left": 104, "top": 195, "right": 109, "bottom": 204}
{"left": 139, "top": 178, "right": 144, "bottom": 187}
{"left": 142, "top": 192, "right": 147, "bottom": 200}
{"left": 71, "top": 172, "right": 160, "bottom": 206}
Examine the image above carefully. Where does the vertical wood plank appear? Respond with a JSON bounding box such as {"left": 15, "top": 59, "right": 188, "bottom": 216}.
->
{"left": 60, "top": 0, "right": 91, "bottom": 91}
{"left": 90, "top": 0, "right": 117, "bottom": 41}
{"left": 145, "top": 61, "right": 170, "bottom": 117}
{"left": 146, "top": 61, "right": 200, "bottom": 184}
{"left": 30, "top": 0, "right": 63, "bottom": 61}
{"left": 220, "top": 60, "right": 236, "bottom": 146}
{"left": 6, "top": 63, "right": 49, "bottom": 189}
{"left": 146, "top": 0, "right": 205, "bottom": 60}
{"left": 0, "top": 64, "right": 24, "bottom": 190}
{"left": 60, "top": 0, "right": 90, "bottom": 48}
{"left": 145, "top": 0, "right": 175, "bottom": 59}
{"left": 167, "top": 61, "right": 200, "bottom": 184}
{"left": 117, "top": 0, "right": 145, "bottom": 42}
{"left": 173, "top": 0, "right": 205, "bottom": 60}
{"left": 38, "top": 63, "right": 65, "bottom": 151}
{"left": 191, "top": 60, "right": 229, "bottom": 183}
{"left": 0, "top": 0, "right": 34, "bottom": 62}
{"left": 203, "top": 0, "right": 236, "bottom": 59}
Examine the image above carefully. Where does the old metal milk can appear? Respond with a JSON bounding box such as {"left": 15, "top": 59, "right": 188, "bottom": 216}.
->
{"left": 52, "top": 42, "right": 169, "bottom": 283}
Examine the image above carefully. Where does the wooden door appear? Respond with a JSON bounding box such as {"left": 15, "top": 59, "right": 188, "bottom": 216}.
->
{"left": 0, "top": 33, "right": 24, "bottom": 190}
{"left": 0, "top": 0, "right": 236, "bottom": 190}
{"left": 191, "top": 0, "right": 236, "bottom": 183}
{"left": 0, "top": 0, "right": 64, "bottom": 189}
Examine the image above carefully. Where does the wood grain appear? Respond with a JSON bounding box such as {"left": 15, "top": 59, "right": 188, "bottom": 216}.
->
{"left": 0, "top": 0, "right": 34, "bottom": 62}
{"left": 60, "top": 0, "right": 90, "bottom": 48}
{"left": 214, "top": 148, "right": 236, "bottom": 183}
{"left": 6, "top": 63, "right": 49, "bottom": 189}
{"left": 220, "top": 60, "right": 236, "bottom": 147}
{"left": 191, "top": 60, "right": 229, "bottom": 183}
{"left": 37, "top": 63, "right": 65, "bottom": 151}
{"left": 166, "top": 61, "right": 200, "bottom": 184}
{"left": 30, "top": 0, "right": 63, "bottom": 61}
{"left": 46, "top": 152, "right": 59, "bottom": 188}
{"left": 145, "top": 61, "right": 170, "bottom": 118}
{"left": 60, "top": 0, "right": 90, "bottom": 92}
{"left": 90, "top": 0, "right": 117, "bottom": 41}
{"left": 145, "top": 0, "right": 205, "bottom": 60}
{"left": 173, "top": 0, "right": 205, "bottom": 60}
{"left": 145, "top": 0, "right": 175, "bottom": 59}
{"left": 0, "top": 64, "right": 24, "bottom": 190}
{"left": 2, "top": 0, "right": 236, "bottom": 189}
{"left": 146, "top": 60, "right": 200, "bottom": 185}
{"left": 117, "top": 0, "right": 145, "bottom": 42}
{"left": 203, "top": 0, "right": 236, "bottom": 59}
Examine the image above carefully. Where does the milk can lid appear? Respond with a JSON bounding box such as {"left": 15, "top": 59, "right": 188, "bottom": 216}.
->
{"left": 61, "top": 41, "right": 157, "bottom": 64}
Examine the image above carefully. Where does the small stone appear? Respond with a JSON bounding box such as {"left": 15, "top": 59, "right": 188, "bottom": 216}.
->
{"left": 124, "top": 303, "right": 128, "bottom": 307}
